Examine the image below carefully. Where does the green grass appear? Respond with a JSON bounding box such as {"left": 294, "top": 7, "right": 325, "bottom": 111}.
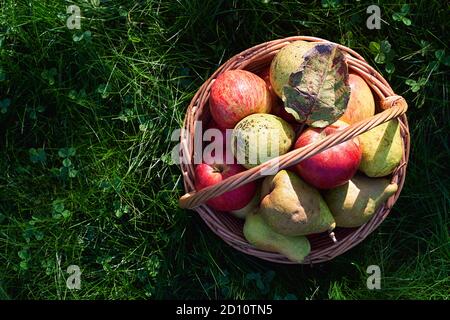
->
{"left": 0, "top": 0, "right": 448, "bottom": 299}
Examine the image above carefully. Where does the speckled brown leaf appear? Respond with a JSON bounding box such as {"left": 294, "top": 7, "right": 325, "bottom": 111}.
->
{"left": 282, "top": 43, "right": 350, "bottom": 127}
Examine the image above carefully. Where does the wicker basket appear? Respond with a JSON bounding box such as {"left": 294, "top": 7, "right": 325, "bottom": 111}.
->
{"left": 178, "top": 36, "right": 410, "bottom": 264}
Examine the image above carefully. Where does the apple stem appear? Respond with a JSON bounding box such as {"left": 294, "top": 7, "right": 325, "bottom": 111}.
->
{"left": 329, "top": 231, "right": 337, "bottom": 243}
{"left": 212, "top": 164, "right": 226, "bottom": 173}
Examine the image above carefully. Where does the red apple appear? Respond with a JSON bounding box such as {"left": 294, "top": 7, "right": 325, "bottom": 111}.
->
{"left": 293, "top": 121, "right": 362, "bottom": 189}
{"left": 209, "top": 70, "right": 272, "bottom": 129}
{"left": 195, "top": 163, "right": 257, "bottom": 211}
{"left": 340, "top": 73, "right": 375, "bottom": 124}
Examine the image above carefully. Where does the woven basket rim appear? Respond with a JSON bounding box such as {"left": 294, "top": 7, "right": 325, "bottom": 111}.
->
{"left": 179, "top": 36, "right": 410, "bottom": 264}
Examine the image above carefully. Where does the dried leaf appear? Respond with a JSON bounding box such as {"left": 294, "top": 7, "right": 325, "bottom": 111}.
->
{"left": 282, "top": 43, "right": 350, "bottom": 127}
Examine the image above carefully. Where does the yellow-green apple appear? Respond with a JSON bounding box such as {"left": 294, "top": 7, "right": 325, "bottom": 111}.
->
{"left": 340, "top": 73, "right": 375, "bottom": 124}
{"left": 293, "top": 121, "right": 362, "bottom": 189}
{"left": 209, "top": 70, "right": 272, "bottom": 129}
{"left": 194, "top": 163, "right": 256, "bottom": 211}
{"left": 232, "top": 114, "right": 295, "bottom": 169}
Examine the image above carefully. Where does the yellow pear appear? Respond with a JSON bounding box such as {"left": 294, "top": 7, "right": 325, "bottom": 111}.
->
{"left": 358, "top": 119, "right": 403, "bottom": 177}
{"left": 243, "top": 213, "right": 311, "bottom": 263}
{"left": 259, "top": 170, "right": 336, "bottom": 236}
{"left": 230, "top": 184, "right": 261, "bottom": 219}
{"left": 324, "top": 174, "right": 398, "bottom": 228}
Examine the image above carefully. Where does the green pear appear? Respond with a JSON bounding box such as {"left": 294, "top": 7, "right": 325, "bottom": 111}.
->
{"left": 259, "top": 170, "right": 336, "bottom": 236}
{"left": 324, "top": 174, "right": 398, "bottom": 228}
{"left": 230, "top": 184, "right": 261, "bottom": 219}
{"left": 358, "top": 119, "right": 403, "bottom": 177}
{"left": 243, "top": 213, "right": 311, "bottom": 263}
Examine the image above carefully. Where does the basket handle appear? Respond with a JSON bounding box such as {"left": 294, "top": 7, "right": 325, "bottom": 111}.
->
{"left": 179, "top": 96, "right": 408, "bottom": 210}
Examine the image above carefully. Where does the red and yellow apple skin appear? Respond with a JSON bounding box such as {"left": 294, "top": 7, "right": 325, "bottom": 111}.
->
{"left": 194, "top": 163, "right": 256, "bottom": 211}
{"left": 209, "top": 70, "right": 272, "bottom": 129}
{"left": 340, "top": 73, "right": 375, "bottom": 124}
{"left": 293, "top": 121, "right": 362, "bottom": 190}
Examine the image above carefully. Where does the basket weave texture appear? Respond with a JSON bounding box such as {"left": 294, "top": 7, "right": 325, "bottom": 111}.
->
{"left": 179, "top": 36, "right": 410, "bottom": 264}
